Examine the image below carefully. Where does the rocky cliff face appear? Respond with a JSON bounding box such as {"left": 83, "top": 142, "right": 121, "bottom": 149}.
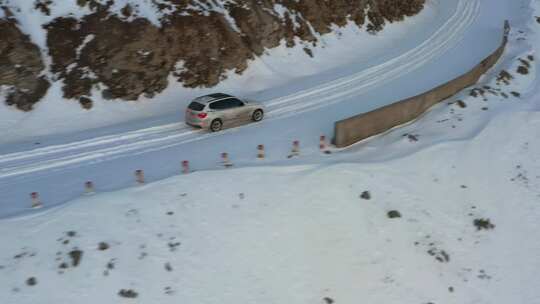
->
{"left": 0, "top": 0, "right": 424, "bottom": 110}
{"left": 0, "top": 15, "right": 50, "bottom": 111}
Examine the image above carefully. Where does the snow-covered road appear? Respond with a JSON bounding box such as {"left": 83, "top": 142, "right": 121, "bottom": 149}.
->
{"left": 0, "top": 0, "right": 522, "bottom": 217}
{"left": 0, "top": 0, "right": 480, "bottom": 178}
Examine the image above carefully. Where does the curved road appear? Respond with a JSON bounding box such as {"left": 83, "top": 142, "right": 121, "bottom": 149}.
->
{"left": 0, "top": 0, "right": 482, "bottom": 217}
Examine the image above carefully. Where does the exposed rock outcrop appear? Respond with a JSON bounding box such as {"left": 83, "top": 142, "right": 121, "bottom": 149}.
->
{"left": 0, "top": 17, "right": 50, "bottom": 111}
{"left": 1, "top": 0, "right": 425, "bottom": 109}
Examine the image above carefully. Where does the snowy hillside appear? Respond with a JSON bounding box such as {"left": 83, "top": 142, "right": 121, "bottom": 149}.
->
{"left": 1, "top": 70, "right": 539, "bottom": 303}
{"left": 0, "top": 0, "right": 424, "bottom": 111}
{"left": 0, "top": 0, "right": 539, "bottom": 302}
{"left": 1, "top": 115, "right": 539, "bottom": 303}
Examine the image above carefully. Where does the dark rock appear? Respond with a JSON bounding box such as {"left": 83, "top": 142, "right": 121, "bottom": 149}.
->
{"left": 473, "top": 218, "right": 495, "bottom": 230}
{"left": 34, "top": 0, "right": 52, "bottom": 15}
{"left": 41, "top": 1, "right": 425, "bottom": 102}
{"left": 427, "top": 248, "right": 450, "bottom": 263}
{"left": 69, "top": 249, "right": 83, "bottom": 267}
{"left": 0, "top": 19, "right": 50, "bottom": 111}
{"left": 106, "top": 260, "right": 115, "bottom": 270}
{"left": 168, "top": 242, "right": 181, "bottom": 252}
{"left": 98, "top": 242, "right": 109, "bottom": 251}
{"left": 120, "top": 4, "right": 132, "bottom": 17}
{"left": 303, "top": 47, "right": 314, "bottom": 58}
{"left": 79, "top": 96, "right": 93, "bottom": 110}
{"left": 517, "top": 65, "right": 529, "bottom": 75}
{"left": 496, "top": 70, "right": 513, "bottom": 85}
{"left": 26, "top": 277, "right": 37, "bottom": 286}
{"left": 360, "top": 191, "right": 371, "bottom": 200}
{"left": 118, "top": 289, "right": 138, "bottom": 298}
{"left": 387, "top": 210, "right": 401, "bottom": 218}
{"left": 407, "top": 134, "right": 419, "bottom": 142}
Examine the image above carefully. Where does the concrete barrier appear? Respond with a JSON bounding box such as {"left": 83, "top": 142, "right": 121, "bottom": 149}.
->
{"left": 334, "top": 21, "right": 510, "bottom": 148}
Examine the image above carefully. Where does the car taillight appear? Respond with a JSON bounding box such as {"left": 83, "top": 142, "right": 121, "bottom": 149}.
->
{"left": 197, "top": 113, "right": 207, "bottom": 119}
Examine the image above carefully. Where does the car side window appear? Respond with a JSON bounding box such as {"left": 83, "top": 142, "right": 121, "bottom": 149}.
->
{"left": 209, "top": 98, "right": 243, "bottom": 110}
{"left": 209, "top": 100, "right": 227, "bottom": 110}
{"left": 229, "top": 98, "right": 244, "bottom": 107}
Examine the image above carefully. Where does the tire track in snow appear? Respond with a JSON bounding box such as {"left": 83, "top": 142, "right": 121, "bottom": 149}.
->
{"left": 0, "top": 0, "right": 479, "bottom": 180}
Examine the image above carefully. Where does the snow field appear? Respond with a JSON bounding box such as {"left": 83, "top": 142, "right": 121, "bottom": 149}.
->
{"left": 0, "top": 0, "right": 539, "bottom": 303}
{"left": 0, "top": 106, "right": 538, "bottom": 303}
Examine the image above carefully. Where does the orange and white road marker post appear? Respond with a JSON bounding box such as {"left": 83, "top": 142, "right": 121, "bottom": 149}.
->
{"left": 135, "top": 169, "right": 145, "bottom": 185}
{"left": 257, "top": 145, "right": 265, "bottom": 159}
{"left": 289, "top": 140, "right": 300, "bottom": 158}
{"left": 319, "top": 135, "right": 332, "bottom": 154}
{"left": 30, "top": 192, "right": 42, "bottom": 209}
{"left": 222, "top": 152, "right": 233, "bottom": 168}
{"left": 182, "top": 160, "right": 190, "bottom": 174}
{"left": 85, "top": 181, "right": 95, "bottom": 194}
{"left": 319, "top": 135, "right": 327, "bottom": 151}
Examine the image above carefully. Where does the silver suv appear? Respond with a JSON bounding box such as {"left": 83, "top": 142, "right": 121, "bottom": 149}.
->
{"left": 185, "top": 93, "right": 265, "bottom": 132}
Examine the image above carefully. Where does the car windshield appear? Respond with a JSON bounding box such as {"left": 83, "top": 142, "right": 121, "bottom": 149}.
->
{"left": 188, "top": 101, "right": 205, "bottom": 111}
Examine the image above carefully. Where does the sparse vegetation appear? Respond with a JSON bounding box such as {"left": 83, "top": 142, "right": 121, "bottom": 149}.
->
{"left": 469, "top": 88, "right": 486, "bottom": 99}
{"left": 323, "top": 297, "right": 335, "bottom": 304}
{"left": 69, "top": 249, "right": 83, "bottom": 267}
{"left": 387, "top": 210, "right": 402, "bottom": 218}
{"left": 473, "top": 218, "right": 495, "bottom": 230}
{"left": 98, "top": 242, "right": 109, "bottom": 251}
{"left": 303, "top": 47, "right": 313, "bottom": 58}
{"left": 118, "top": 289, "right": 138, "bottom": 298}
{"left": 79, "top": 97, "right": 93, "bottom": 110}
{"left": 360, "top": 191, "right": 371, "bottom": 200}
{"left": 25, "top": 277, "right": 37, "bottom": 286}
{"left": 518, "top": 58, "right": 531, "bottom": 68}
{"left": 34, "top": 0, "right": 52, "bottom": 15}
{"left": 427, "top": 248, "right": 450, "bottom": 263}
{"left": 517, "top": 65, "right": 529, "bottom": 75}
{"left": 496, "top": 70, "right": 513, "bottom": 85}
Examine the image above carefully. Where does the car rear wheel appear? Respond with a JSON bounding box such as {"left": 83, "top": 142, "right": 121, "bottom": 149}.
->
{"left": 252, "top": 109, "right": 264, "bottom": 122}
{"left": 210, "top": 119, "right": 223, "bottom": 132}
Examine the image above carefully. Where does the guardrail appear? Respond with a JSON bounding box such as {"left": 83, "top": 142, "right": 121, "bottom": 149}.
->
{"left": 333, "top": 21, "right": 510, "bottom": 148}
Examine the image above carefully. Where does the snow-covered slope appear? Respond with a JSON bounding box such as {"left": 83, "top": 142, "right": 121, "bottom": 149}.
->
{"left": 0, "top": 0, "right": 539, "bottom": 302}
{"left": 1, "top": 87, "right": 539, "bottom": 304}
{"left": 0, "top": 0, "right": 518, "bottom": 218}
{"left": 1, "top": 0, "right": 462, "bottom": 143}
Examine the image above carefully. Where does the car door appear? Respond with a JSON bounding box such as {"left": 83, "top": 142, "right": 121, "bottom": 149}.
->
{"left": 209, "top": 99, "right": 237, "bottom": 123}
{"left": 227, "top": 98, "right": 251, "bottom": 121}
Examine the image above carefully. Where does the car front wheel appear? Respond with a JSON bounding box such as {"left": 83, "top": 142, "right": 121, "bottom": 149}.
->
{"left": 252, "top": 109, "right": 264, "bottom": 122}
{"left": 210, "top": 119, "right": 223, "bottom": 132}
